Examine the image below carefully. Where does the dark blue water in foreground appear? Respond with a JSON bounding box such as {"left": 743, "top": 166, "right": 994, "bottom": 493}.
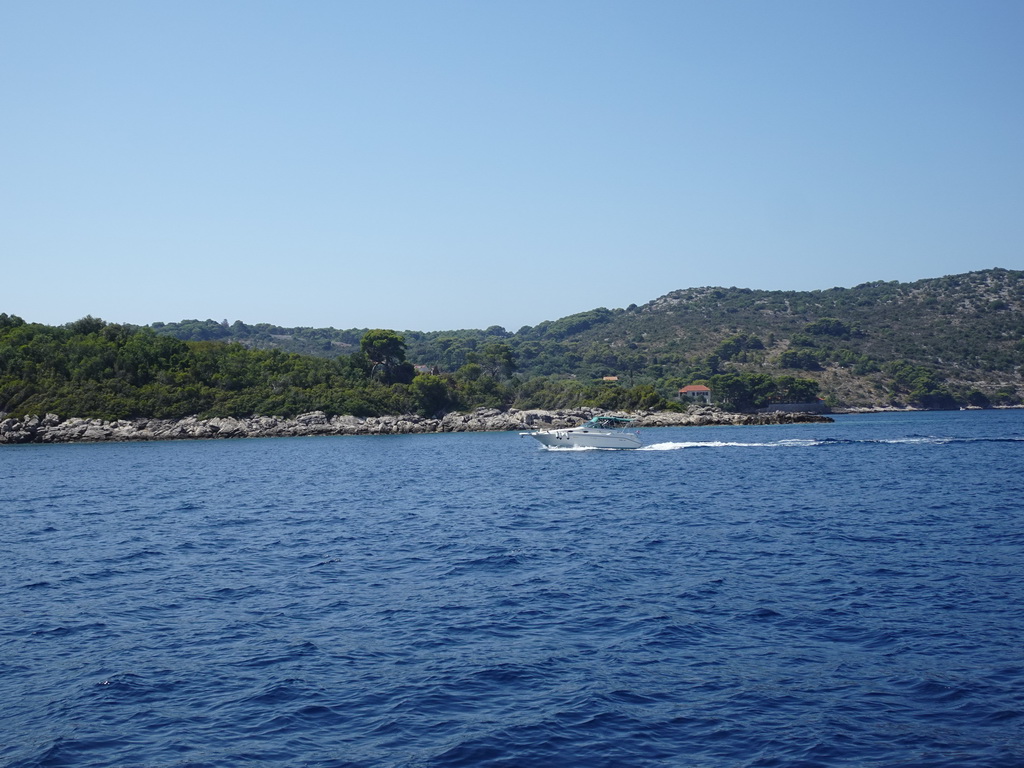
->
{"left": 3, "top": 411, "right": 1023, "bottom": 767}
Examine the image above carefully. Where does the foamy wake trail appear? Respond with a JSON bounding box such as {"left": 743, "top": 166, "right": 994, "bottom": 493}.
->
{"left": 637, "top": 435, "right": 1023, "bottom": 451}
{"left": 640, "top": 439, "right": 819, "bottom": 451}
{"left": 538, "top": 436, "right": 1014, "bottom": 452}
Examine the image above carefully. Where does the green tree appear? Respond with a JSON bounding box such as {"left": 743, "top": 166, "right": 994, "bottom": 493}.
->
{"left": 966, "top": 390, "right": 991, "bottom": 408}
{"left": 410, "top": 374, "right": 456, "bottom": 417}
{"left": 779, "top": 349, "right": 822, "bottom": 370}
{"left": 66, "top": 315, "right": 107, "bottom": 335}
{"left": 771, "top": 376, "right": 820, "bottom": 403}
{"left": 804, "top": 317, "right": 853, "bottom": 337}
{"left": 0, "top": 313, "right": 26, "bottom": 331}
{"left": 480, "top": 342, "right": 517, "bottom": 379}
{"left": 360, "top": 329, "right": 409, "bottom": 383}
{"left": 709, "top": 373, "right": 775, "bottom": 411}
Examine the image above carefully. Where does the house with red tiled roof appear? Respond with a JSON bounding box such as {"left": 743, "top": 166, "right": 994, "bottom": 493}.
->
{"left": 678, "top": 384, "right": 712, "bottom": 404}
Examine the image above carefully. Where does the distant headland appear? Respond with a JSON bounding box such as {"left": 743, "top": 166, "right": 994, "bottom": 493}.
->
{"left": 2, "top": 269, "right": 1020, "bottom": 428}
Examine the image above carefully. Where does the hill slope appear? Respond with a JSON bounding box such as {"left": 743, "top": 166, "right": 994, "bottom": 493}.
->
{"left": 503, "top": 268, "right": 1024, "bottom": 407}
{"left": 151, "top": 268, "right": 1024, "bottom": 408}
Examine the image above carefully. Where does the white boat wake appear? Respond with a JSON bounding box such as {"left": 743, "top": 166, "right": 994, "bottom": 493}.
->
{"left": 533, "top": 435, "right": 1024, "bottom": 452}
{"left": 637, "top": 435, "right": 1023, "bottom": 451}
{"left": 639, "top": 439, "right": 814, "bottom": 451}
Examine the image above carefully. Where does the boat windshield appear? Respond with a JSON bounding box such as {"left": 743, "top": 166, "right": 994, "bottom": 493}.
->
{"left": 587, "top": 416, "right": 634, "bottom": 429}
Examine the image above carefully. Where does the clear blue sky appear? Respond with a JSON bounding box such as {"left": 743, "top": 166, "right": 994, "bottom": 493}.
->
{"left": 3, "top": 1, "right": 1022, "bottom": 332}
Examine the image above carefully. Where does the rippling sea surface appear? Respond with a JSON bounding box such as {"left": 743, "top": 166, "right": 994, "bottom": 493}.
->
{"left": 3, "top": 411, "right": 1023, "bottom": 767}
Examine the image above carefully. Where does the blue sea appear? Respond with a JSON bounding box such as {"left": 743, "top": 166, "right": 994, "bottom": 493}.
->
{"left": 3, "top": 411, "right": 1023, "bottom": 767}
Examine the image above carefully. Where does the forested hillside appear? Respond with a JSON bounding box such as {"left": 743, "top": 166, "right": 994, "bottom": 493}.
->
{"left": 152, "top": 268, "right": 1024, "bottom": 410}
{"left": 2, "top": 269, "right": 1021, "bottom": 421}
{"left": 499, "top": 267, "right": 1024, "bottom": 408}
{"left": 0, "top": 318, "right": 698, "bottom": 420}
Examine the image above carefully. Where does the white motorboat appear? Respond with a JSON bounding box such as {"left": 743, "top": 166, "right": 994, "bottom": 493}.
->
{"left": 520, "top": 416, "right": 642, "bottom": 450}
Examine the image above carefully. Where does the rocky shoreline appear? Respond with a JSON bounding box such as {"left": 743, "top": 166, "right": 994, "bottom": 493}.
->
{"left": 0, "top": 407, "right": 832, "bottom": 445}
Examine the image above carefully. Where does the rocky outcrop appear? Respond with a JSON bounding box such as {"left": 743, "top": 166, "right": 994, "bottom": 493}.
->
{"left": 0, "top": 406, "right": 832, "bottom": 445}
{"left": 631, "top": 406, "right": 834, "bottom": 427}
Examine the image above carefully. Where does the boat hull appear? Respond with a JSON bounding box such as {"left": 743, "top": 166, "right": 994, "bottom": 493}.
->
{"left": 524, "top": 427, "right": 642, "bottom": 450}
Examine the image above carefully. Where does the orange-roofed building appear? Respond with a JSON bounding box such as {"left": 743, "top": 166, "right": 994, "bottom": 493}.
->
{"left": 678, "top": 384, "right": 712, "bottom": 403}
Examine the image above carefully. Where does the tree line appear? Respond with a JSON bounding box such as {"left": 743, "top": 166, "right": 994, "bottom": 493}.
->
{"left": 145, "top": 269, "right": 1024, "bottom": 410}
{"left": 0, "top": 314, "right": 822, "bottom": 420}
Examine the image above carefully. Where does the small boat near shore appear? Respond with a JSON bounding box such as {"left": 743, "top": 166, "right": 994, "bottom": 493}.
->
{"left": 520, "top": 416, "right": 642, "bottom": 450}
